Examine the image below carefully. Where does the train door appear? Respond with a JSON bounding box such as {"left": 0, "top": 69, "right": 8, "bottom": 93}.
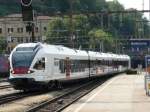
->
{"left": 65, "top": 57, "right": 71, "bottom": 79}
{"left": 53, "top": 59, "right": 61, "bottom": 78}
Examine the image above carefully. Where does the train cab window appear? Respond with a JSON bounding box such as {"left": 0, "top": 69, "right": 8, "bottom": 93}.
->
{"left": 34, "top": 58, "right": 45, "bottom": 70}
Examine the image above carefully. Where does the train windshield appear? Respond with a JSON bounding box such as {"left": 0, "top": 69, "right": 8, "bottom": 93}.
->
{"left": 12, "top": 52, "right": 35, "bottom": 68}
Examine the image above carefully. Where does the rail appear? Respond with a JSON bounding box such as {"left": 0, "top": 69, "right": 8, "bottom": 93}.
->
{"left": 27, "top": 76, "right": 113, "bottom": 112}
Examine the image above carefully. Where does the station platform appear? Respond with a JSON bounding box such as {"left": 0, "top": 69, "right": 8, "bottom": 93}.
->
{"left": 63, "top": 73, "right": 150, "bottom": 112}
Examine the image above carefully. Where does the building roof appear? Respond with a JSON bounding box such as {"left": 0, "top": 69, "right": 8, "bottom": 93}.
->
{"left": 37, "top": 16, "right": 51, "bottom": 20}
{"left": 0, "top": 13, "right": 51, "bottom": 20}
{"left": 5, "top": 14, "right": 22, "bottom": 18}
{"left": 129, "top": 38, "right": 150, "bottom": 41}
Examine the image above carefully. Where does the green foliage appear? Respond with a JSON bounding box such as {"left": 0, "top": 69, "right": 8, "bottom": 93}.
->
{"left": 88, "top": 29, "right": 112, "bottom": 41}
{"left": 46, "top": 15, "right": 89, "bottom": 47}
{"left": 0, "top": 37, "right": 6, "bottom": 53}
{"left": 0, "top": 0, "right": 150, "bottom": 52}
{"left": 46, "top": 17, "right": 66, "bottom": 38}
{"left": 45, "top": 0, "right": 150, "bottom": 51}
{"left": 0, "top": 0, "right": 21, "bottom": 16}
{"left": 88, "top": 29, "right": 114, "bottom": 50}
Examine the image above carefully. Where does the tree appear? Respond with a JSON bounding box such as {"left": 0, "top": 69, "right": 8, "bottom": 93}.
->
{"left": 36, "top": 0, "right": 150, "bottom": 52}
{"left": 46, "top": 15, "right": 89, "bottom": 47}
{"left": 88, "top": 29, "right": 114, "bottom": 51}
{"left": 0, "top": 37, "right": 7, "bottom": 53}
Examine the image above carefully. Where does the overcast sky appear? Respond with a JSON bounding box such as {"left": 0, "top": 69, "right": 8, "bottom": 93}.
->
{"left": 106, "top": 0, "right": 150, "bottom": 19}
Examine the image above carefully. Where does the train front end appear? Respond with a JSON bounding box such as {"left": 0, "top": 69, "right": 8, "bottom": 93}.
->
{"left": 9, "top": 43, "right": 45, "bottom": 90}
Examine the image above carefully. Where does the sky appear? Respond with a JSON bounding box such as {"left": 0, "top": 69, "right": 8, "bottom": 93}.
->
{"left": 106, "top": 0, "right": 150, "bottom": 19}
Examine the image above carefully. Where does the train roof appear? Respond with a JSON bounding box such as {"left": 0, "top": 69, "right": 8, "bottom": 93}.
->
{"left": 42, "top": 44, "right": 88, "bottom": 59}
{"left": 13, "top": 43, "right": 130, "bottom": 61}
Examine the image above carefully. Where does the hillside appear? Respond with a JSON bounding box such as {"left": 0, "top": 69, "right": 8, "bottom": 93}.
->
{"left": 0, "top": 0, "right": 44, "bottom": 16}
{"left": 0, "top": 0, "right": 107, "bottom": 16}
{"left": 0, "top": 0, "right": 20, "bottom": 16}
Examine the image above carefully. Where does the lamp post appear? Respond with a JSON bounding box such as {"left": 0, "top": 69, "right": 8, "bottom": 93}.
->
{"left": 149, "top": 0, "right": 150, "bottom": 22}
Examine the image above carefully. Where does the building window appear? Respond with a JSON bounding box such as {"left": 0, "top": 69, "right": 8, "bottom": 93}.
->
{"left": 8, "top": 28, "right": 10, "bottom": 33}
{"left": 11, "top": 28, "right": 13, "bottom": 32}
{"left": 0, "top": 28, "right": 2, "bottom": 33}
{"left": 148, "top": 48, "right": 150, "bottom": 52}
{"left": 21, "top": 28, "right": 23, "bottom": 33}
{"left": 21, "top": 38, "right": 23, "bottom": 43}
{"left": 43, "top": 27, "right": 47, "bottom": 32}
{"left": 35, "top": 27, "right": 38, "bottom": 32}
{"left": 18, "top": 38, "right": 21, "bottom": 43}
{"left": 17, "top": 28, "right": 23, "bottom": 33}
{"left": 137, "top": 48, "right": 139, "bottom": 52}
{"left": 8, "top": 28, "right": 14, "bottom": 33}
{"left": 132, "top": 48, "right": 134, "bottom": 52}
{"left": 26, "top": 38, "right": 29, "bottom": 43}
{"left": 23, "top": 37, "right": 27, "bottom": 43}
{"left": 37, "top": 37, "right": 41, "bottom": 41}
{"left": 17, "top": 28, "right": 19, "bottom": 33}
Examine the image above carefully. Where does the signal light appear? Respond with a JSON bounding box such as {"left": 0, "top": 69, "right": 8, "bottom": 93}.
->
{"left": 21, "top": 0, "right": 32, "bottom": 6}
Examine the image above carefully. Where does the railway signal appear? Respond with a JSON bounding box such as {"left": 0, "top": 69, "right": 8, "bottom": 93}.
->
{"left": 20, "top": 0, "right": 33, "bottom": 21}
{"left": 20, "top": 0, "right": 35, "bottom": 42}
{"left": 21, "top": 0, "right": 32, "bottom": 7}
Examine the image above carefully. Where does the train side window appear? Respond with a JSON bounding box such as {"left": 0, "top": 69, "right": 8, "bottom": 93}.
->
{"left": 54, "top": 61, "right": 59, "bottom": 66}
{"left": 34, "top": 58, "right": 45, "bottom": 70}
{"left": 59, "top": 60, "right": 65, "bottom": 73}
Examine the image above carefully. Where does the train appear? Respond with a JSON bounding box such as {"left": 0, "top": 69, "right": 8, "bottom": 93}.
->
{"left": 9, "top": 43, "right": 131, "bottom": 90}
{"left": 0, "top": 54, "right": 9, "bottom": 77}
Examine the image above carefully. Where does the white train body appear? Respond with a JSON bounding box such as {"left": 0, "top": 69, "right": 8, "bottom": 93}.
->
{"left": 9, "top": 43, "right": 130, "bottom": 90}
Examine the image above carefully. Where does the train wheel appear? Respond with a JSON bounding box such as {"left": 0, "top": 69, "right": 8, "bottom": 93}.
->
{"left": 55, "top": 80, "right": 63, "bottom": 90}
{"left": 47, "top": 81, "right": 55, "bottom": 90}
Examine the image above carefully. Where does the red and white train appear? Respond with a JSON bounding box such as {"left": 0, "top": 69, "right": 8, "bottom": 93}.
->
{"left": 9, "top": 43, "right": 130, "bottom": 90}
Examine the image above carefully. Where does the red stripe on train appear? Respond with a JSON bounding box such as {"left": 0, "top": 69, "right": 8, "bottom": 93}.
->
{"left": 13, "top": 67, "right": 29, "bottom": 74}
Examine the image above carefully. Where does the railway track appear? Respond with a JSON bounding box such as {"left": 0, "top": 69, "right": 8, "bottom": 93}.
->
{"left": 0, "top": 78, "right": 8, "bottom": 82}
{"left": 0, "top": 90, "right": 49, "bottom": 105}
{"left": 26, "top": 76, "right": 113, "bottom": 112}
{"left": 0, "top": 79, "right": 96, "bottom": 107}
{"left": 0, "top": 85, "right": 12, "bottom": 89}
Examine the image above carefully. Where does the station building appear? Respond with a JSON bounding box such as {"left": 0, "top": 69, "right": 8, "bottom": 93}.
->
{"left": 0, "top": 14, "right": 51, "bottom": 53}
{"left": 123, "top": 38, "right": 150, "bottom": 68}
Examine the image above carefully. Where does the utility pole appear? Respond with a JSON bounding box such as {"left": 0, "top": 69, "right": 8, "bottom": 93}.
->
{"left": 31, "top": 22, "right": 35, "bottom": 42}
{"left": 142, "top": 0, "right": 144, "bottom": 38}
{"left": 143, "top": 0, "right": 145, "bottom": 10}
{"left": 100, "top": 14, "right": 103, "bottom": 29}
{"left": 149, "top": 0, "right": 150, "bottom": 22}
{"left": 69, "top": 0, "right": 74, "bottom": 48}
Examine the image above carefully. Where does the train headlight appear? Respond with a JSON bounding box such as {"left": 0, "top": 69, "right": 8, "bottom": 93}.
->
{"left": 27, "top": 70, "right": 34, "bottom": 74}
{"left": 10, "top": 70, "right": 14, "bottom": 74}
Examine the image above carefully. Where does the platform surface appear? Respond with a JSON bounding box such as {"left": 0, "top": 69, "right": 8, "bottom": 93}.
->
{"left": 63, "top": 73, "right": 150, "bottom": 112}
